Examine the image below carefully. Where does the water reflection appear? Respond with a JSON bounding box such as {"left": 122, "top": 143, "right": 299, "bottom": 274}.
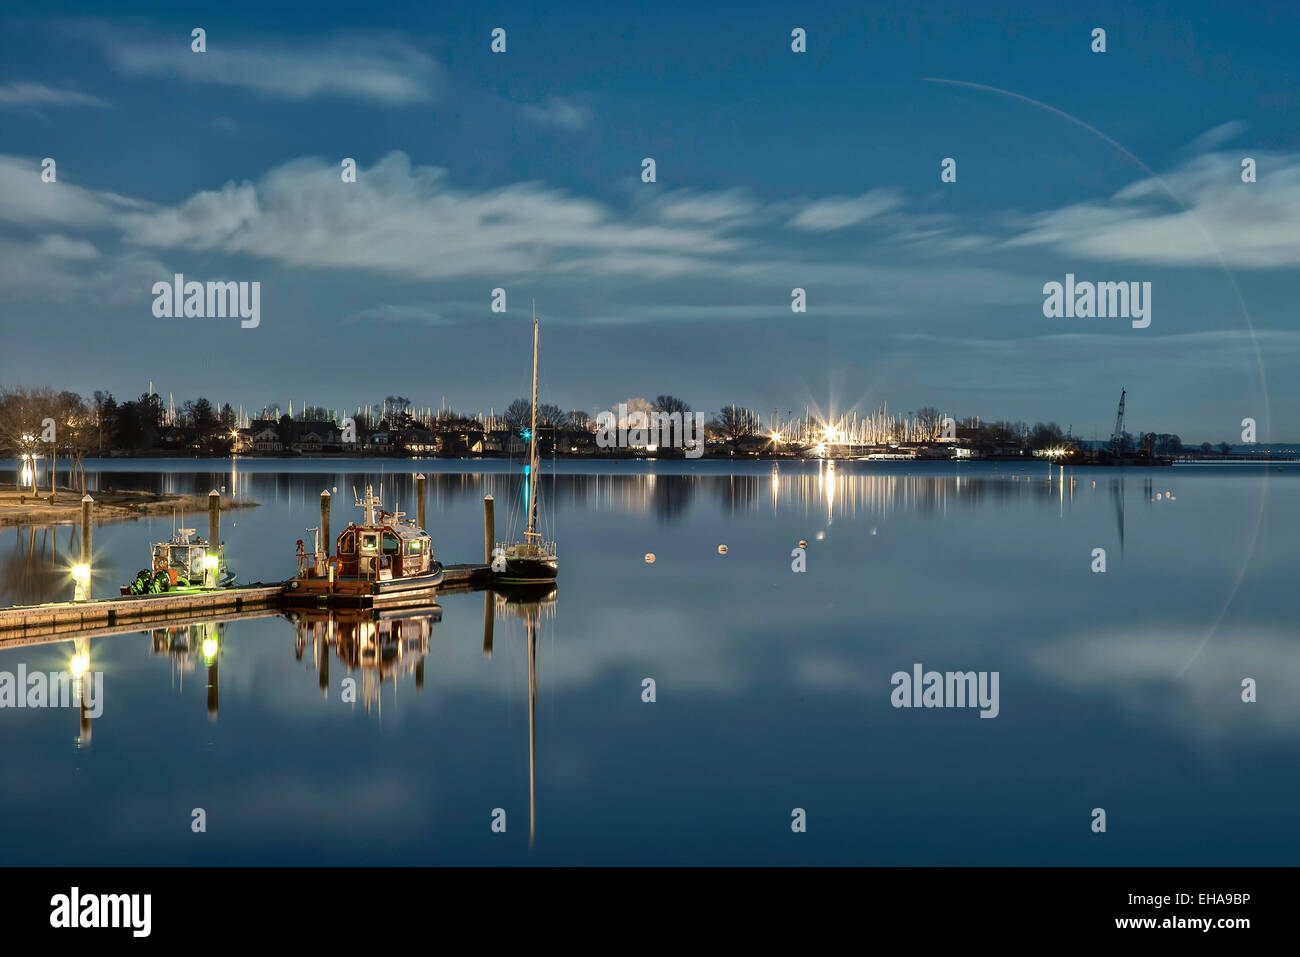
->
{"left": 286, "top": 606, "right": 441, "bottom": 716}
{"left": 0, "top": 464, "right": 1247, "bottom": 608}
{"left": 148, "top": 621, "right": 223, "bottom": 720}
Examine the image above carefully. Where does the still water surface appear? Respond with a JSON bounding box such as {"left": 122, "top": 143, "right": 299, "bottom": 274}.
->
{"left": 0, "top": 458, "right": 1295, "bottom": 864}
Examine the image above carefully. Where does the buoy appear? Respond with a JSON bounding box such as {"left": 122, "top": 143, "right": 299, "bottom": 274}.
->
{"left": 797, "top": 539, "right": 808, "bottom": 548}
{"left": 717, "top": 544, "right": 728, "bottom": 555}
{"left": 644, "top": 553, "right": 655, "bottom": 564}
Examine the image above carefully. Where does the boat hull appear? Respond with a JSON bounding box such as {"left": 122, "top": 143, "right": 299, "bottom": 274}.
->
{"left": 282, "top": 563, "right": 445, "bottom": 609}
{"left": 497, "top": 556, "right": 558, "bottom": 584}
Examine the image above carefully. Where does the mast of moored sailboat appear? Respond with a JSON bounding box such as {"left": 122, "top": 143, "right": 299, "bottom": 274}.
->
{"left": 526, "top": 303, "right": 540, "bottom": 544}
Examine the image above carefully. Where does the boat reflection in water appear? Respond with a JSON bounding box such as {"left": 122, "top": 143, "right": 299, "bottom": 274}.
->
{"left": 148, "top": 621, "right": 224, "bottom": 721}
{"left": 285, "top": 605, "right": 442, "bottom": 716}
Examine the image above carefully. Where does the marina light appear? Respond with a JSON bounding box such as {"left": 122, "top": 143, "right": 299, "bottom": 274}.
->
{"left": 71, "top": 563, "right": 90, "bottom": 601}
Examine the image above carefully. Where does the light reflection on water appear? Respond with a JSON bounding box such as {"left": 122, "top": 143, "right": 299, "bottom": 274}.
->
{"left": 0, "top": 459, "right": 1296, "bottom": 864}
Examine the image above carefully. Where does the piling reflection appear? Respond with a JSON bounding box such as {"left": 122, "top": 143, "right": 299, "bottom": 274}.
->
{"left": 148, "top": 621, "right": 223, "bottom": 721}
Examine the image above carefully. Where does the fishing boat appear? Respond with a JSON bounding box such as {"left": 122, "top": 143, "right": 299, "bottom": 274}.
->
{"left": 121, "top": 528, "right": 235, "bottom": 595}
{"left": 495, "top": 305, "right": 558, "bottom": 584}
{"left": 282, "top": 484, "right": 444, "bottom": 608}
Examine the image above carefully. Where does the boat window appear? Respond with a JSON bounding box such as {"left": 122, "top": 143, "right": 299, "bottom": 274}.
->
{"left": 171, "top": 546, "right": 189, "bottom": 565}
{"left": 361, "top": 533, "right": 379, "bottom": 552}
{"left": 406, "top": 540, "right": 422, "bottom": 554}
{"left": 382, "top": 532, "right": 400, "bottom": 554}
{"left": 338, "top": 531, "right": 355, "bottom": 554}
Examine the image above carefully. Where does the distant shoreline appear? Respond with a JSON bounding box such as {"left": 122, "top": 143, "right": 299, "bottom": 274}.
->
{"left": 0, "top": 487, "right": 257, "bottom": 527}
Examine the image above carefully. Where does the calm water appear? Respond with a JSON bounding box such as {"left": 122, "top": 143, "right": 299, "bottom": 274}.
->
{"left": 0, "top": 457, "right": 1296, "bottom": 864}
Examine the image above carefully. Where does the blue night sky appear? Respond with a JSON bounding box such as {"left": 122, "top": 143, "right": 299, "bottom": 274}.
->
{"left": 1, "top": 0, "right": 1297, "bottom": 442}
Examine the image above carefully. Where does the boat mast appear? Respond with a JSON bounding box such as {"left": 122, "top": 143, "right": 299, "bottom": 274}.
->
{"left": 526, "top": 303, "right": 540, "bottom": 542}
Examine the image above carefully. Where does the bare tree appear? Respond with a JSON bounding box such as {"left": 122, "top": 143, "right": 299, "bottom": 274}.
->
{"left": 707, "top": 404, "right": 756, "bottom": 452}
{"left": 503, "top": 398, "right": 533, "bottom": 431}
{"left": 0, "top": 386, "right": 57, "bottom": 492}
{"left": 653, "top": 395, "right": 692, "bottom": 417}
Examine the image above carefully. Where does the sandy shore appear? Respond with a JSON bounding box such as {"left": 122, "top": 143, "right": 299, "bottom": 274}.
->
{"left": 0, "top": 487, "right": 258, "bottom": 527}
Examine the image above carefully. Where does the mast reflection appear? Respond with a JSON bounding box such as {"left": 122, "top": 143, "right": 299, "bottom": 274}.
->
{"left": 493, "top": 584, "right": 557, "bottom": 849}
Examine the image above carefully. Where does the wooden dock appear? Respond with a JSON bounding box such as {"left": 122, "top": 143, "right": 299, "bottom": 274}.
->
{"left": 0, "top": 493, "right": 508, "bottom": 642}
{"left": 0, "top": 585, "right": 285, "bottom": 642}
{"left": 0, "top": 564, "right": 497, "bottom": 644}
{"left": 440, "top": 563, "right": 494, "bottom": 592}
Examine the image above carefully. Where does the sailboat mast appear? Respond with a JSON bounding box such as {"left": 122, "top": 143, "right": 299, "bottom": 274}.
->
{"left": 527, "top": 303, "right": 540, "bottom": 541}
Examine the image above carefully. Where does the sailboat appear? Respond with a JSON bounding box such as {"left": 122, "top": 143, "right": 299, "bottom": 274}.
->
{"left": 497, "top": 305, "right": 559, "bottom": 584}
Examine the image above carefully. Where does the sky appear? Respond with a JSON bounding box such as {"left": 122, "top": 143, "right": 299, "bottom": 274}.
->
{"left": 1, "top": 0, "right": 1298, "bottom": 442}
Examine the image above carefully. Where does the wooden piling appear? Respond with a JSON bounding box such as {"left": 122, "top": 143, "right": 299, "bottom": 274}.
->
{"left": 320, "top": 490, "right": 331, "bottom": 555}
{"left": 208, "top": 490, "right": 220, "bottom": 550}
{"left": 484, "top": 494, "right": 495, "bottom": 564}
{"left": 415, "top": 473, "right": 427, "bottom": 530}
{"left": 80, "top": 495, "right": 93, "bottom": 567}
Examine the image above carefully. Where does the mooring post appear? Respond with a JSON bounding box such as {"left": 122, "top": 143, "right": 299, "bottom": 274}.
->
{"left": 76, "top": 494, "right": 93, "bottom": 601}
{"left": 484, "top": 494, "right": 495, "bottom": 565}
{"left": 415, "top": 473, "right": 427, "bottom": 530}
{"left": 208, "top": 490, "right": 220, "bottom": 588}
{"left": 320, "top": 490, "right": 331, "bottom": 561}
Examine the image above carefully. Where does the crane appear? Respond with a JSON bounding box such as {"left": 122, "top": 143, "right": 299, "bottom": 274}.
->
{"left": 1110, "top": 389, "right": 1126, "bottom": 455}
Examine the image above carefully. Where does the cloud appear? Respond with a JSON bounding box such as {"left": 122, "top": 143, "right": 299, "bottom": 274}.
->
{"left": 1185, "top": 120, "right": 1246, "bottom": 153}
{"left": 0, "top": 236, "right": 167, "bottom": 304}
{"left": 0, "top": 82, "right": 108, "bottom": 107}
{"left": 34, "top": 234, "right": 100, "bottom": 260}
{"left": 73, "top": 26, "right": 441, "bottom": 105}
{"left": 121, "top": 152, "right": 747, "bottom": 279}
{"left": 519, "top": 95, "right": 593, "bottom": 132}
{"left": 649, "top": 188, "right": 760, "bottom": 224}
{"left": 789, "top": 188, "right": 903, "bottom": 231}
{"left": 1004, "top": 145, "right": 1300, "bottom": 268}
{"left": 342, "top": 303, "right": 458, "bottom": 326}
{"left": 0, "top": 155, "right": 153, "bottom": 227}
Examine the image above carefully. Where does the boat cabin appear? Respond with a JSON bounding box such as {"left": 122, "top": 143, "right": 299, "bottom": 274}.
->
{"left": 296, "top": 485, "right": 435, "bottom": 583}
{"left": 335, "top": 519, "right": 432, "bottom": 579}
{"left": 153, "top": 530, "right": 215, "bottom": 584}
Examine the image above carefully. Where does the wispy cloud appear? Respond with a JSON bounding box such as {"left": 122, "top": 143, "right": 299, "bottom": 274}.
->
{"left": 0, "top": 155, "right": 153, "bottom": 227}
{"left": 342, "top": 303, "right": 458, "bottom": 326}
{"left": 1185, "top": 120, "right": 1246, "bottom": 154}
{"left": 120, "top": 151, "right": 747, "bottom": 279}
{"left": 519, "top": 95, "right": 593, "bottom": 132}
{"left": 71, "top": 26, "right": 441, "bottom": 105}
{"left": 1003, "top": 137, "right": 1300, "bottom": 268}
{"left": 0, "top": 81, "right": 108, "bottom": 107}
{"left": 789, "top": 188, "right": 903, "bottom": 231}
